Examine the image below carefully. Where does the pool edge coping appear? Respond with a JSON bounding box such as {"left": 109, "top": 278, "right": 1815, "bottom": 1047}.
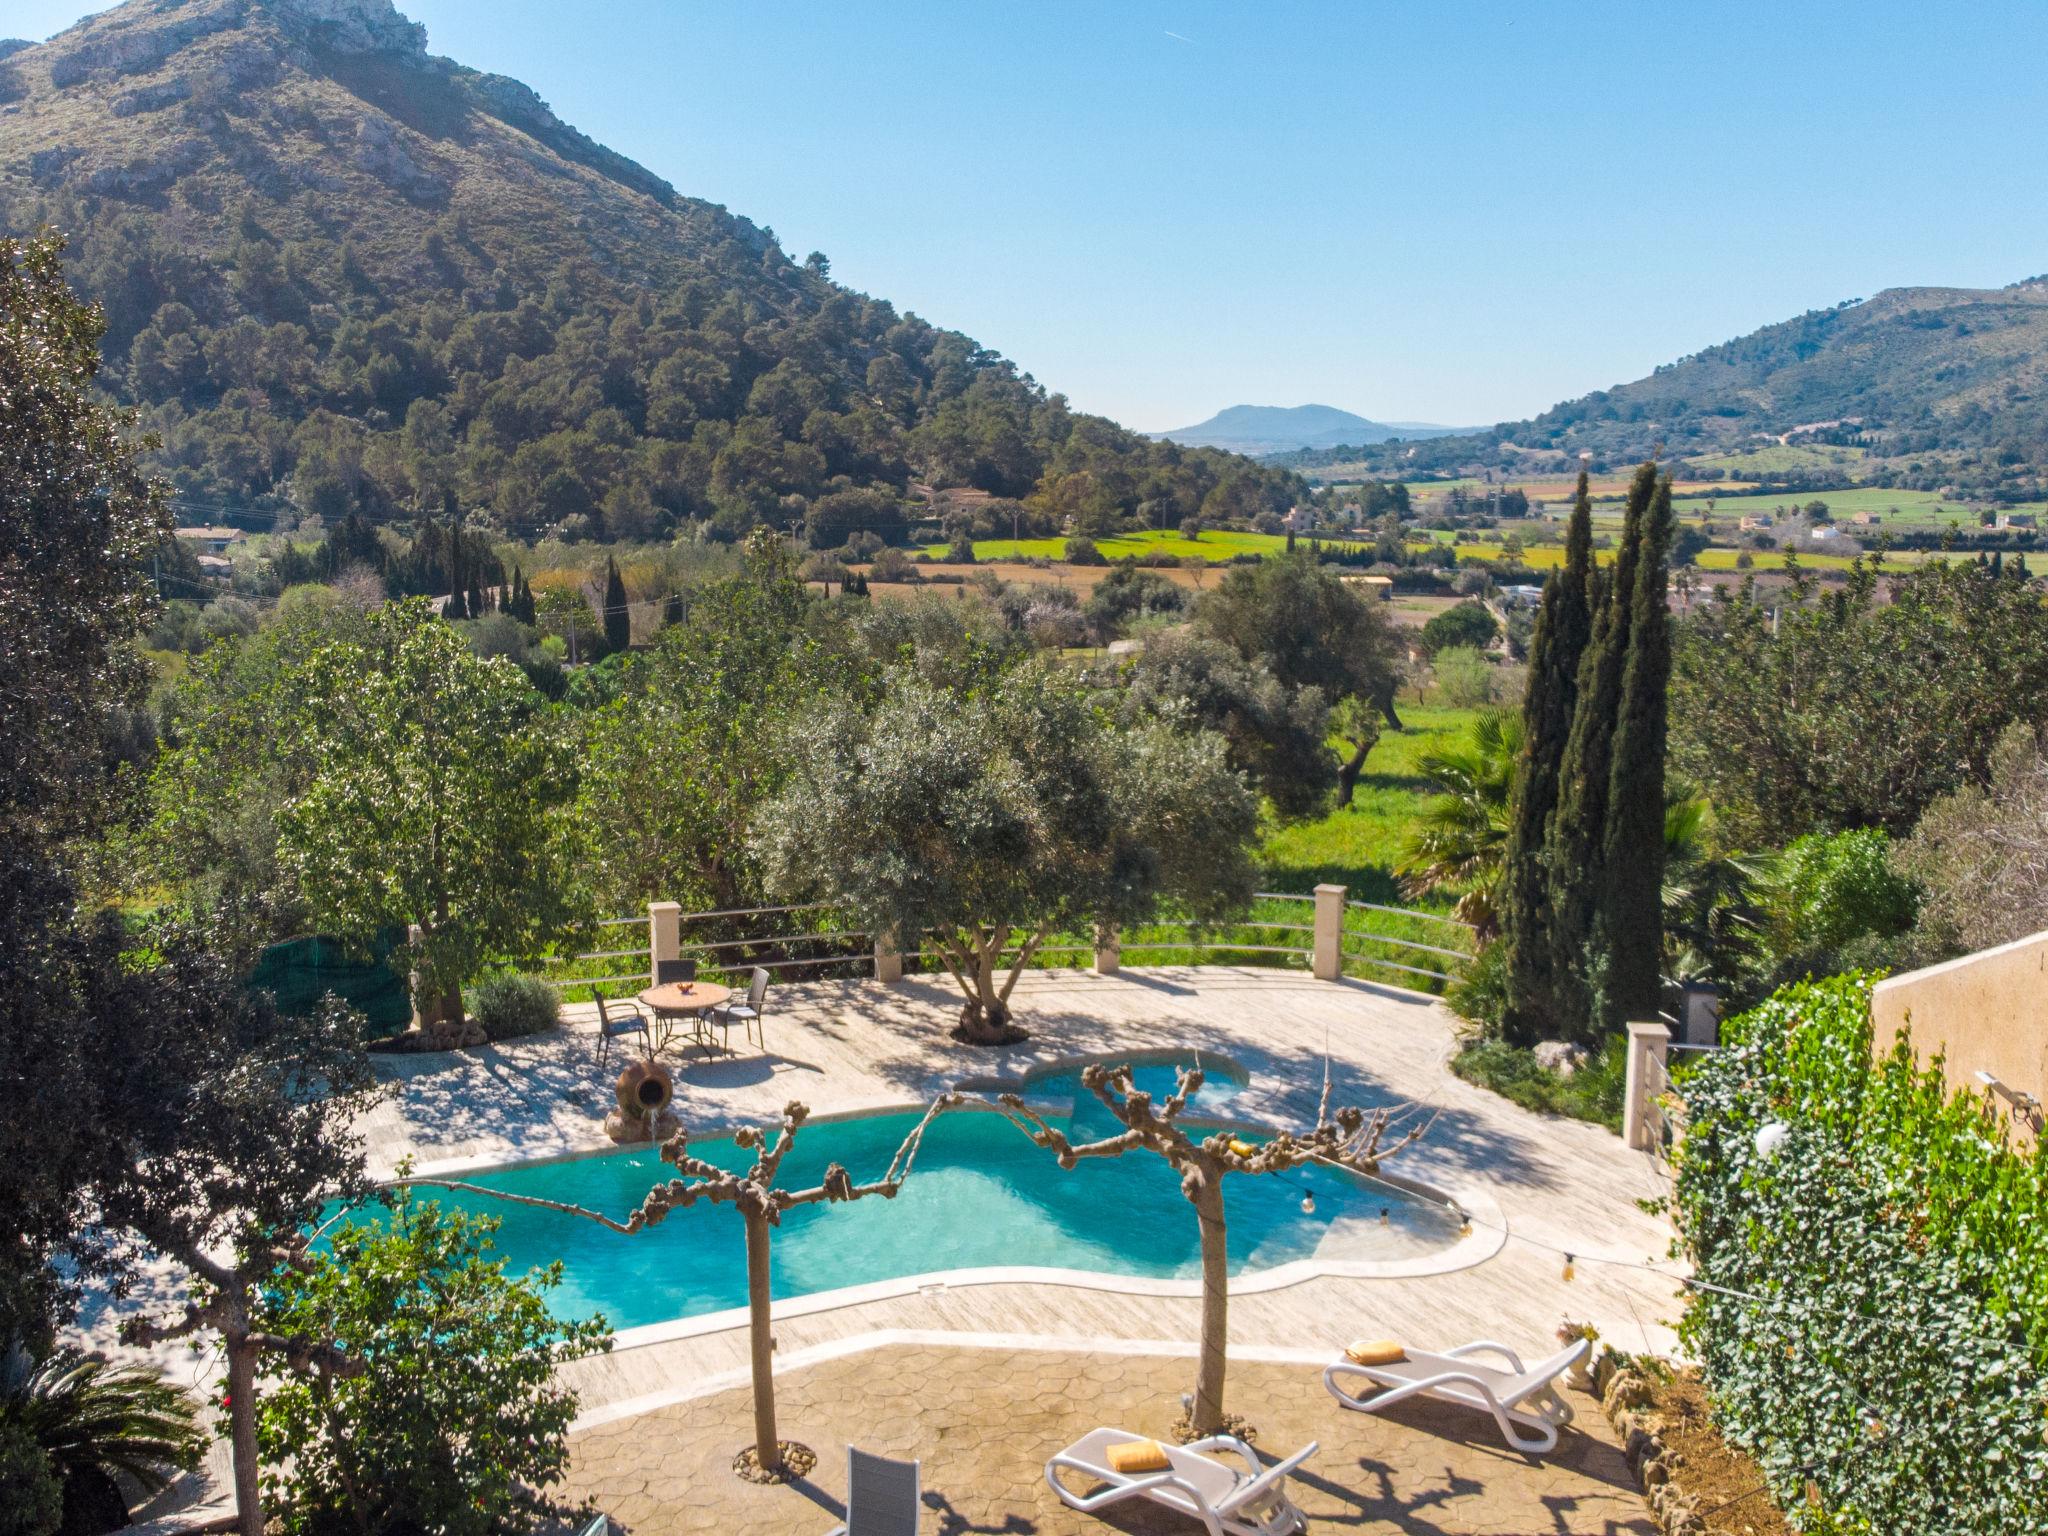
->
{"left": 400, "top": 1093, "right": 1510, "bottom": 1357}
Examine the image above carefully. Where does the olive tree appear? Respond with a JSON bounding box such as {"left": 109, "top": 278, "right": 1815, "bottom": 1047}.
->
{"left": 750, "top": 664, "right": 1259, "bottom": 1043}
{"left": 994, "top": 1064, "right": 1423, "bottom": 1438}
{"left": 275, "top": 599, "right": 592, "bottom": 1026}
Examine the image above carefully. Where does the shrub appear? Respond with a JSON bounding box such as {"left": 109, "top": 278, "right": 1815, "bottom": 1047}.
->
{"left": 1064, "top": 536, "right": 1107, "bottom": 566}
{"left": 1894, "top": 722, "right": 2048, "bottom": 953}
{"left": 1419, "top": 599, "right": 1497, "bottom": 656}
{"left": 1675, "top": 974, "right": 2048, "bottom": 1533}
{"left": 869, "top": 547, "right": 916, "bottom": 582}
{"left": 1754, "top": 828, "right": 1921, "bottom": 990}
{"left": 1430, "top": 645, "right": 1497, "bottom": 708}
{"left": 0, "top": 1423, "right": 59, "bottom": 1536}
{"left": 255, "top": 1193, "right": 610, "bottom": 1536}
{"left": 472, "top": 972, "right": 560, "bottom": 1040}
{"left": 1448, "top": 1032, "right": 1626, "bottom": 1130}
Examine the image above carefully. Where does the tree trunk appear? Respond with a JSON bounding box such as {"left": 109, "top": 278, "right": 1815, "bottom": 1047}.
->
{"left": 1370, "top": 678, "right": 1404, "bottom": 732}
{"left": 744, "top": 1207, "right": 779, "bottom": 1470}
{"left": 223, "top": 1295, "right": 263, "bottom": 1536}
{"left": 1335, "top": 736, "right": 1374, "bottom": 809}
{"left": 1189, "top": 1173, "right": 1230, "bottom": 1437}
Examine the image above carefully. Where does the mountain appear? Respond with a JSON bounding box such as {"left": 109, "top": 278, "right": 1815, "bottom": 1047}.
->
{"left": 0, "top": 0, "right": 1300, "bottom": 542}
{"left": 1333, "top": 282, "right": 2048, "bottom": 497}
{"left": 1154, "top": 403, "right": 1461, "bottom": 455}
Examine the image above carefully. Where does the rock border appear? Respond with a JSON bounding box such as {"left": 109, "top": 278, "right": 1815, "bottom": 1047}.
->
{"left": 1591, "top": 1349, "right": 1702, "bottom": 1536}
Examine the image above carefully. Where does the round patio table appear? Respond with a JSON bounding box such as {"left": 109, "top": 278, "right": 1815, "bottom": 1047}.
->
{"left": 637, "top": 981, "right": 732, "bottom": 1056}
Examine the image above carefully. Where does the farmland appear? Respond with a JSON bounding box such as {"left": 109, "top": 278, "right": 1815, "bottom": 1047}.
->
{"left": 922, "top": 528, "right": 1292, "bottom": 562}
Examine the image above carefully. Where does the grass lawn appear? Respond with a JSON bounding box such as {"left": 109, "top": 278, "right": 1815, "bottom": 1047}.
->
{"left": 1259, "top": 704, "right": 1481, "bottom": 902}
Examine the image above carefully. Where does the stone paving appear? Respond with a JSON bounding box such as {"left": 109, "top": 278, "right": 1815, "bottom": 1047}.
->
{"left": 562, "top": 1341, "right": 1656, "bottom": 1535}
{"left": 105, "top": 966, "right": 1682, "bottom": 1533}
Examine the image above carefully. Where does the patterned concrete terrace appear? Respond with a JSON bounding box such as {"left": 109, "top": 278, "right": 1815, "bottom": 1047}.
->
{"left": 562, "top": 1339, "right": 1657, "bottom": 1536}
{"left": 128, "top": 967, "right": 1684, "bottom": 1532}
{"left": 361, "top": 967, "right": 1685, "bottom": 1406}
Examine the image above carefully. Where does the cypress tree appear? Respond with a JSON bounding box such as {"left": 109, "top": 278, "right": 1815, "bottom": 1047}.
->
{"left": 601, "top": 555, "right": 630, "bottom": 654}
{"left": 1587, "top": 470, "right": 1674, "bottom": 1033}
{"left": 1497, "top": 472, "right": 1596, "bottom": 1045}
{"left": 1545, "top": 460, "right": 1658, "bottom": 1042}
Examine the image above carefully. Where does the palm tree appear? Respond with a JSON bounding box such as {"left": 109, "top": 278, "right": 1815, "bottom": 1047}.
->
{"left": 0, "top": 1343, "right": 205, "bottom": 1530}
{"left": 1661, "top": 790, "right": 1772, "bottom": 991}
{"left": 1396, "top": 709, "right": 1522, "bottom": 938}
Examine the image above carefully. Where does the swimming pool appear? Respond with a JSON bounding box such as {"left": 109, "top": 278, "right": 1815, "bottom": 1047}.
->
{"left": 406, "top": 1057, "right": 1462, "bottom": 1330}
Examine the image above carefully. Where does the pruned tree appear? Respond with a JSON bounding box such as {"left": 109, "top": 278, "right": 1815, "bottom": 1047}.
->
{"left": 753, "top": 663, "right": 1258, "bottom": 1044}
{"left": 993, "top": 1064, "right": 1424, "bottom": 1439}
{"left": 410, "top": 1096, "right": 958, "bottom": 1482}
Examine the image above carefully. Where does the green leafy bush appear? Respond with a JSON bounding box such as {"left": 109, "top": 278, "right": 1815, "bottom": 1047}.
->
{"left": 0, "top": 1423, "right": 59, "bottom": 1536}
{"left": 1771, "top": 828, "right": 1919, "bottom": 952}
{"left": 1429, "top": 645, "right": 1498, "bottom": 708}
{"left": 255, "top": 1193, "right": 611, "bottom": 1536}
{"left": 1064, "top": 536, "right": 1107, "bottom": 566}
{"left": 1449, "top": 1033, "right": 1626, "bottom": 1131}
{"left": 1675, "top": 974, "right": 2048, "bottom": 1533}
{"left": 472, "top": 972, "right": 561, "bottom": 1040}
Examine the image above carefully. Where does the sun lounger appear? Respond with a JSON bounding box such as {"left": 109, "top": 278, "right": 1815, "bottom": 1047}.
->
{"left": 1045, "top": 1426, "right": 1315, "bottom": 1536}
{"left": 822, "top": 1445, "right": 920, "bottom": 1535}
{"left": 1323, "top": 1337, "right": 1589, "bottom": 1454}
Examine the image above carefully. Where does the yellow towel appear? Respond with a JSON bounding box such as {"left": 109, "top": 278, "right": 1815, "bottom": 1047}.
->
{"left": 1107, "top": 1440, "right": 1171, "bottom": 1475}
{"left": 1345, "top": 1338, "right": 1406, "bottom": 1366}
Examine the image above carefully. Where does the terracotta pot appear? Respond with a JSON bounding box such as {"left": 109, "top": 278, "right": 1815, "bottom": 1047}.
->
{"left": 615, "top": 1059, "right": 674, "bottom": 1117}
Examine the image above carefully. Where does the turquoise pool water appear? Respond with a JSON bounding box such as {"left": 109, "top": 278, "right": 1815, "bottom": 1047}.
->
{"left": 409, "top": 1058, "right": 1459, "bottom": 1330}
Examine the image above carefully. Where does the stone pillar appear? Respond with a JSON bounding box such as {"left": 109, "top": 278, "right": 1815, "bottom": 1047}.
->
{"left": 649, "top": 901, "right": 680, "bottom": 984}
{"left": 1624, "top": 1019, "right": 1672, "bottom": 1152}
{"left": 1094, "top": 922, "right": 1120, "bottom": 976}
{"left": 1312, "top": 883, "right": 1347, "bottom": 981}
{"left": 874, "top": 929, "right": 904, "bottom": 983}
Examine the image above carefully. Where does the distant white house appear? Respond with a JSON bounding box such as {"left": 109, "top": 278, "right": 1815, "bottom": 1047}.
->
{"left": 1500, "top": 584, "right": 1545, "bottom": 608}
{"left": 1283, "top": 505, "right": 1314, "bottom": 533}
{"left": 175, "top": 525, "right": 246, "bottom": 554}
{"left": 1339, "top": 574, "right": 1394, "bottom": 600}
{"left": 1998, "top": 512, "right": 2038, "bottom": 530}
{"left": 1809, "top": 525, "right": 1844, "bottom": 542}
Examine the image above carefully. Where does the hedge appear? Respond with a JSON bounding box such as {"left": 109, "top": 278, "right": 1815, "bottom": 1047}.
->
{"left": 1675, "top": 973, "right": 2048, "bottom": 1533}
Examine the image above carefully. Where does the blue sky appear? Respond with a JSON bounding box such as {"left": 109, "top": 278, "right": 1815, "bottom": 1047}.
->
{"left": 16, "top": 1, "right": 2048, "bottom": 432}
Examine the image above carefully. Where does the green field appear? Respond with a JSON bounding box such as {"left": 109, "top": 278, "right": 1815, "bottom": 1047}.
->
{"left": 1260, "top": 705, "right": 1480, "bottom": 899}
{"left": 922, "top": 529, "right": 1291, "bottom": 563}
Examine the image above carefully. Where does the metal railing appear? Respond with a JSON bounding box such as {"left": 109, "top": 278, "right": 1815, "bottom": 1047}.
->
{"left": 535, "top": 891, "right": 1474, "bottom": 996}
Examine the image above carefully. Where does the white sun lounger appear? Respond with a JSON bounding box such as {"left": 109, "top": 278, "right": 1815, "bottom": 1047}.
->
{"left": 1323, "top": 1337, "right": 1589, "bottom": 1454}
{"left": 1045, "top": 1426, "right": 1316, "bottom": 1536}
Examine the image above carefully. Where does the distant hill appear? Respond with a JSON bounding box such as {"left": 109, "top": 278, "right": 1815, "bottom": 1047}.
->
{"left": 1333, "top": 283, "right": 2048, "bottom": 500}
{"left": 0, "top": 0, "right": 1300, "bottom": 540}
{"left": 1154, "top": 403, "right": 1462, "bottom": 456}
